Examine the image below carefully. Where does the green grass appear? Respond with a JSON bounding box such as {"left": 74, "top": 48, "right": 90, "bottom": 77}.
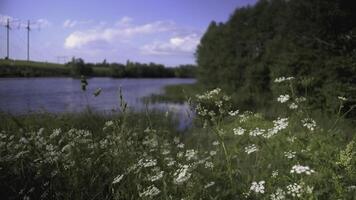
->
{"left": 1, "top": 82, "right": 356, "bottom": 199}
{"left": 0, "top": 59, "right": 70, "bottom": 77}
{"left": 142, "top": 83, "right": 204, "bottom": 104}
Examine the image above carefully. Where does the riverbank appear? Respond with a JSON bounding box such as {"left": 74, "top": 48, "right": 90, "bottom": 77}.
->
{"left": 0, "top": 59, "right": 196, "bottom": 78}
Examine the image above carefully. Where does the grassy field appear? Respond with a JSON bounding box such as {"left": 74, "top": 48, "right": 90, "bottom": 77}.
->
{"left": 0, "top": 59, "right": 70, "bottom": 77}
{"left": 1, "top": 78, "right": 356, "bottom": 199}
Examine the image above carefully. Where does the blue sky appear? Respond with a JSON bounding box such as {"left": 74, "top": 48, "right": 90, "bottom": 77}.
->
{"left": 0, "top": 0, "right": 257, "bottom": 66}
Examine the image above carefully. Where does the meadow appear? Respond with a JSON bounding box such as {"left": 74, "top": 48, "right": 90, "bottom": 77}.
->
{"left": 1, "top": 77, "right": 355, "bottom": 199}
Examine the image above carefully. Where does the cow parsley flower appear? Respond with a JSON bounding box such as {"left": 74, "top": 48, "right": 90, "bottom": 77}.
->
{"left": 212, "top": 141, "right": 219, "bottom": 146}
{"left": 245, "top": 144, "right": 258, "bottom": 154}
{"left": 250, "top": 181, "right": 265, "bottom": 194}
{"left": 290, "top": 165, "right": 315, "bottom": 175}
{"left": 286, "top": 183, "right": 302, "bottom": 197}
{"left": 233, "top": 127, "right": 245, "bottom": 136}
{"left": 139, "top": 185, "right": 161, "bottom": 198}
{"left": 185, "top": 149, "right": 198, "bottom": 161}
{"left": 270, "top": 188, "right": 286, "bottom": 200}
{"left": 289, "top": 102, "right": 298, "bottom": 110}
{"left": 277, "top": 94, "right": 290, "bottom": 103}
{"left": 149, "top": 168, "right": 164, "bottom": 182}
{"left": 204, "top": 161, "right": 214, "bottom": 168}
{"left": 177, "top": 143, "right": 185, "bottom": 148}
{"left": 209, "top": 150, "right": 217, "bottom": 156}
{"left": 112, "top": 174, "right": 124, "bottom": 184}
{"left": 338, "top": 96, "right": 347, "bottom": 101}
{"left": 272, "top": 170, "right": 279, "bottom": 178}
{"left": 204, "top": 181, "right": 215, "bottom": 189}
{"left": 249, "top": 128, "right": 265, "bottom": 137}
{"left": 284, "top": 151, "right": 296, "bottom": 159}
{"left": 301, "top": 118, "right": 316, "bottom": 131}
{"left": 228, "top": 110, "right": 239, "bottom": 116}
{"left": 174, "top": 165, "right": 191, "bottom": 184}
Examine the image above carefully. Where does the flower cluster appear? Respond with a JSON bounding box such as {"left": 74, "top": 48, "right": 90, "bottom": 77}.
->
{"left": 250, "top": 181, "right": 265, "bottom": 194}
{"left": 301, "top": 118, "right": 317, "bottom": 131}
{"left": 233, "top": 127, "right": 245, "bottom": 136}
{"left": 290, "top": 165, "right": 315, "bottom": 175}
{"left": 245, "top": 144, "right": 258, "bottom": 154}
{"left": 274, "top": 76, "right": 295, "bottom": 83}
{"left": 277, "top": 94, "right": 290, "bottom": 103}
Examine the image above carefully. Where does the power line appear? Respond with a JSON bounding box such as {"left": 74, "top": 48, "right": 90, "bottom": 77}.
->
{"left": 26, "top": 20, "right": 30, "bottom": 61}
{"left": 6, "top": 18, "right": 10, "bottom": 59}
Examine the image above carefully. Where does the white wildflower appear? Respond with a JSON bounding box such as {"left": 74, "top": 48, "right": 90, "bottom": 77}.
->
{"left": 173, "top": 137, "right": 180, "bottom": 144}
{"left": 301, "top": 118, "right": 317, "bottom": 131}
{"left": 245, "top": 144, "right": 258, "bottom": 154}
{"left": 150, "top": 169, "right": 164, "bottom": 182}
{"left": 295, "top": 97, "right": 306, "bottom": 103}
{"left": 142, "top": 136, "right": 158, "bottom": 148}
{"left": 177, "top": 143, "right": 185, "bottom": 149}
{"left": 139, "top": 185, "right": 161, "bottom": 198}
{"left": 177, "top": 152, "right": 184, "bottom": 158}
{"left": 112, "top": 174, "right": 124, "bottom": 184}
{"left": 289, "top": 102, "right": 298, "bottom": 109}
{"left": 338, "top": 96, "right": 347, "bottom": 101}
{"left": 233, "top": 127, "right": 245, "bottom": 136}
{"left": 250, "top": 181, "right": 265, "bottom": 194}
{"left": 50, "top": 128, "right": 61, "bottom": 139}
{"left": 204, "top": 182, "right": 215, "bottom": 189}
{"left": 139, "top": 159, "right": 157, "bottom": 168}
{"left": 287, "top": 136, "right": 296, "bottom": 143}
{"left": 228, "top": 110, "right": 239, "bottom": 116}
{"left": 290, "top": 165, "right": 315, "bottom": 175}
{"left": 162, "top": 149, "right": 170, "bottom": 155}
{"left": 185, "top": 149, "right": 198, "bottom": 161}
{"left": 212, "top": 141, "right": 219, "bottom": 146}
{"left": 249, "top": 128, "right": 265, "bottom": 137}
{"left": 209, "top": 150, "right": 217, "bottom": 156}
{"left": 286, "top": 183, "right": 302, "bottom": 197}
{"left": 274, "top": 76, "right": 294, "bottom": 83}
{"left": 174, "top": 165, "right": 191, "bottom": 185}
{"left": 284, "top": 151, "right": 296, "bottom": 159}
{"left": 272, "top": 170, "right": 279, "bottom": 178}
{"left": 204, "top": 161, "right": 214, "bottom": 168}
{"left": 277, "top": 94, "right": 290, "bottom": 103}
{"left": 270, "top": 188, "right": 286, "bottom": 200}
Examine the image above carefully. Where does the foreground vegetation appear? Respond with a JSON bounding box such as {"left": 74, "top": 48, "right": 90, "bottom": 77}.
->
{"left": 1, "top": 78, "right": 355, "bottom": 199}
{"left": 0, "top": 58, "right": 196, "bottom": 78}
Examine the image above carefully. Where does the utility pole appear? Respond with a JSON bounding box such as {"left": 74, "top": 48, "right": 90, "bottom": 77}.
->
{"left": 26, "top": 20, "right": 30, "bottom": 61}
{"left": 6, "top": 18, "right": 10, "bottom": 59}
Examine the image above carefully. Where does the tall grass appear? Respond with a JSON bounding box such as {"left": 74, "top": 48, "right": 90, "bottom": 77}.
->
{"left": 0, "top": 76, "right": 356, "bottom": 199}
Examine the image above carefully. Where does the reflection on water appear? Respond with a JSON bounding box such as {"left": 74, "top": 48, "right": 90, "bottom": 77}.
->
{"left": 0, "top": 77, "right": 196, "bottom": 129}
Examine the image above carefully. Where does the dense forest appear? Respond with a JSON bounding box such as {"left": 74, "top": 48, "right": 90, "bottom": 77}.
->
{"left": 68, "top": 58, "right": 196, "bottom": 78}
{"left": 196, "top": 0, "right": 356, "bottom": 116}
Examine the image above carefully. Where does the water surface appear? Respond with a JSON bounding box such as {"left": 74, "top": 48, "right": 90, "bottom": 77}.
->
{"left": 0, "top": 77, "right": 196, "bottom": 128}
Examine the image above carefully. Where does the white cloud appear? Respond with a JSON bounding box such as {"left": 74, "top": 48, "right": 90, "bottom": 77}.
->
{"left": 140, "top": 34, "right": 201, "bottom": 55}
{"left": 64, "top": 20, "right": 176, "bottom": 49}
{"left": 63, "top": 19, "right": 76, "bottom": 28}
{"left": 63, "top": 19, "right": 92, "bottom": 28}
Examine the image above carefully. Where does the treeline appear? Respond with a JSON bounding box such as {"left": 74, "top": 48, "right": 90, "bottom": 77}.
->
{"left": 196, "top": 0, "right": 356, "bottom": 115}
{"left": 67, "top": 58, "right": 196, "bottom": 78}
{"left": 0, "top": 58, "right": 196, "bottom": 78}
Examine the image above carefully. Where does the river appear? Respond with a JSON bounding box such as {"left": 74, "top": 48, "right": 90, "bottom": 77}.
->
{"left": 0, "top": 77, "right": 196, "bottom": 128}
